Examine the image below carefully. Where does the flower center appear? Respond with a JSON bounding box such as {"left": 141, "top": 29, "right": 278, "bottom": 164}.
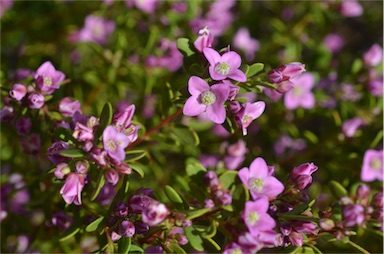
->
{"left": 215, "top": 62, "right": 230, "bottom": 76}
{"left": 230, "top": 248, "right": 243, "bottom": 254}
{"left": 106, "top": 140, "right": 117, "bottom": 151}
{"left": 370, "top": 158, "right": 382, "bottom": 170}
{"left": 200, "top": 91, "right": 216, "bottom": 105}
{"left": 44, "top": 77, "right": 52, "bottom": 86}
{"left": 293, "top": 86, "right": 302, "bottom": 96}
{"left": 242, "top": 114, "right": 253, "bottom": 127}
{"left": 246, "top": 211, "right": 260, "bottom": 226}
{"left": 248, "top": 177, "right": 264, "bottom": 192}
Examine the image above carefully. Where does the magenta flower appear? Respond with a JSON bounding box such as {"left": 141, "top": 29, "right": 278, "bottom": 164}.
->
{"left": 141, "top": 201, "right": 169, "bottom": 226}
{"left": 60, "top": 172, "right": 85, "bottom": 205}
{"left": 47, "top": 141, "right": 70, "bottom": 165}
{"left": 58, "top": 97, "right": 82, "bottom": 117}
{"left": 34, "top": 61, "right": 65, "bottom": 95}
{"left": 203, "top": 47, "right": 246, "bottom": 82}
{"left": 194, "top": 26, "right": 214, "bottom": 53}
{"left": 126, "top": 0, "right": 158, "bottom": 13}
{"left": 105, "top": 168, "right": 119, "bottom": 186}
{"left": 54, "top": 163, "right": 70, "bottom": 180}
{"left": 343, "top": 204, "right": 365, "bottom": 227}
{"left": 290, "top": 162, "right": 318, "bottom": 190}
{"left": 284, "top": 72, "right": 315, "bottom": 110}
{"left": 233, "top": 27, "right": 260, "bottom": 61}
{"left": 339, "top": 0, "right": 363, "bottom": 17}
{"left": 118, "top": 220, "right": 135, "bottom": 238}
{"left": 235, "top": 101, "right": 266, "bottom": 135}
{"left": 76, "top": 15, "right": 115, "bottom": 45}
{"left": 242, "top": 197, "right": 276, "bottom": 236}
{"left": 183, "top": 76, "right": 229, "bottom": 124}
{"left": 103, "top": 125, "right": 130, "bottom": 162}
{"left": 9, "top": 84, "right": 27, "bottom": 101}
{"left": 28, "top": 92, "right": 45, "bottom": 109}
{"left": 15, "top": 116, "right": 32, "bottom": 136}
{"left": 239, "top": 157, "right": 284, "bottom": 200}
{"left": 361, "top": 149, "right": 383, "bottom": 182}
{"left": 341, "top": 117, "right": 365, "bottom": 137}
{"left": 322, "top": 33, "right": 344, "bottom": 54}
{"left": 113, "top": 105, "right": 135, "bottom": 131}
{"left": 363, "top": 44, "right": 383, "bottom": 67}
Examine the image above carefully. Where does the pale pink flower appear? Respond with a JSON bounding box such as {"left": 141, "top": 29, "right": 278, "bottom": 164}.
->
{"left": 183, "top": 76, "right": 229, "bottom": 124}
{"left": 234, "top": 101, "right": 266, "bottom": 135}
{"left": 363, "top": 44, "right": 383, "bottom": 67}
{"left": 203, "top": 47, "right": 246, "bottom": 82}
{"left": 233, "top": 27, "right": 260, "bottom": 61}
{"left": 60, "top": 173, "right": 85, "bottom": 205}
{"left": 242, "top": 197, "right": 276, "bottom": 236}
{"left": 102, "top": 125, "right": 130, "bottom": 162}
{"left": 284, "top": 73, "right": 315, "bottom": 110}
{"left": 361, "top": 149, "right": 383, "bottom": 182}
{"left": 34, "top": 61, "right": 65, "bottom": 95}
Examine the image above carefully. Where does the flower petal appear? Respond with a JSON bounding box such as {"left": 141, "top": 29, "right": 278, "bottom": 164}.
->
{"left": 238, "top": 167, "right": 250, "bottom": 189}
{"left": 206, "top": 102, "right": 226, "bottom": 124}
{"left": 209, "top": 66, "right": 226, "bottom": 81}
{"left": 228, "top": 69, "right": 247, "bottom": 82}
{"left": 183, "top": 96, "right": 206, "bottom": 116}
{"left": 222, "top": 51, "right": 242, "bottom": 69}
{"left": 210, "top": 83, "right": 230, "bottom": 104}
{"left": 247, "top": 101, "right": 266, "bottom": 119}
{"left": 249, "top": 157, "right": 269, "bottom": 178}
{"left": 203, "top": 47, "right": 221, "bottom": 66}
{"left": 188, "top": 76, "right": 209, "bottom": 96}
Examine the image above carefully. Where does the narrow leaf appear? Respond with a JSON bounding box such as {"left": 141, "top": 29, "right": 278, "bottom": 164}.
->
{"left": 130, "top": 163, "right": 144, "bottom": 178}
{"left": 59, "top": 149, "right": 84, "bottom": 158}
{"left": 59, "top": 226, "right": 80, "bottom": 242}
{"left": 117, "top": 237, "right": 131, "bottom": 254}
{"left": 184, "top": 226, "right": 204, "bottom": 252}
{"left": 164, "top": 185, "right": 183, "bottom": 204}
{"left": 185, "top": 208, "right": 212, "bottom": 221}
{"left": 329, "top": 180, "right": 348, "bottom": 199}
{"left": 85, "top": 217, "right": 104, "bottom": 232}
{"left": 90, "top": 172, "right": 106, "bottom": 201}
{"left": 247, "top": 63, "right": 264, "bottom": 78}
{"left": 96, "top": 102, "right": 113, "bottom": 139}
{"left": 125, "top": 150, "right": 147, "bottom": 162}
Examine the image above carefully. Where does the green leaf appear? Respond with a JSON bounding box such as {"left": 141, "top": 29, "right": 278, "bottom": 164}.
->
{"left": 59, "top": 226, "right": 80, "bottom": 242}
{"left": 351, "top": 58, "right": 363, "bottom": 74}
{"left": 85, "top": 217, "right": 104, "bottom": 232}
{"left": 168, "top": 243, "right": 187, "bottom": 254}
{"left": 231, "top": 184, "right": 249, "bottom": 213}
{"left": 177, "top": 38, "right": 196, "bottom": 57}
{"left": 128, "top": 244, "right": 144, "bottom": 253}
{"left": 125, "top": 150, "right": 147, "bottom": 162}
{"left": 202, "top": 220, "right": 217, "bottom": 239}
{"left": 130, "top": 163, "right": 144, "bottom": 178}
{"left": 54, "top": 127, "right": 76, "bottom": 143}
{"left": 188, "top": 182, "right": 208, "bottom": 203}
{"left": 303, "top": 130, "right": 318, "bottom": 144}
{"left": 96, "top": 102, "right": 113, "bottom": 139}
{"left": 221, "top": 116, "right": 235, "bottom": 134}
{"left": 186, "top": 158, "right": 206, "bottom": 178}
{"left": 185, "top": 208, "right": 212, "bottom": 221}
{"left": 286, "top": 200, "right": 314, "bottom": 216}
{"left": 184, "top": 226, "right": 204, "bottom": 252}
{"left": 329, "top": 180, "right": 348, "bottom": 199}
{"left": 218, "top": 171, "right": 238, "bottom": 189}
{"left": 117, "top": 237, "right": 131, "bottom": 254}
{"left": 59, "top": 149, "right": 84, "bottom": 158}
{"left": 90, "top": 172, "right": 106, "bottom": 201}
{"left": 247, "top": 63, "right": 264, "bottom": 78}
{"left": 164, "top": 185, "right": 184, "bottom": 204}
{"left": 203, "top": 237, "right": 221, "bottom": 251}
{"left": 170, "top": 125, "right": 199, "bottom": 146}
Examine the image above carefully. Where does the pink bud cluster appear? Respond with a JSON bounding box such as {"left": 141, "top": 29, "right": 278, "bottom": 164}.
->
{"left": 203, "top": 171, "right": 232, "bottom": 207}
{"left": 267, "top": 62, "right": 306, "bottom": 93}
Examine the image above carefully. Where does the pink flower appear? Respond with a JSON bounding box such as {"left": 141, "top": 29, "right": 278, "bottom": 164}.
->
{"left": 363, "top": 44, "right": 383, "bottom": 67}
{"left": 9, "top": 84, "right": 27, "bottom": 101}
{"left": 242, "top": 197, "right": 276, "bottom": 236}
{"left": 339, "top": 0, "right": 363, "bottom": 17}
{"left": 60, "top": 173, "right": 85, "bottom": 205}
{"left": 15, "top": 116, "right": 32, "bottom": 135}
{"left": 183, "top": 76, "right": 229, "bottom": 124}
{"left": 76, "top": 15, "right": 115, "bottom": 45}
{"left": 34, "top": 61, "right": 65, "bottom": 95}
{"left": 58, "top": 97, "right": 82, "bottom": 117}
{"left": 141, "top": 201, "right": 169, "bottom": 226}
{"left": 343, "top": 204, "right": 365, "bottom": 227}
{"left": 361, "top": 149, "right": 383, "bottom": 182}
{"left": 238, "top": 157, "right": 284, "bottom": 200}
{"left": 28, "top": 92, "right": 45, "bottom": 109}
{"left": 103, "top": 125, "right": 130, "bottom": 162}
{"left": 126, "top": 0, "right": 158, "bottom": 13}
{"left": 113, "top": 105, "right": 135, "bottom": 131}
{"left": 194, "top": 26, "right": 214, "bottom": 53}
{"left": 105, "top": 168, "right": 119, "bottom": 186}
{"left": 233, "top": 27, "right": 260, "bottom": 62}
{"left": 203, "top": 47, "right": 246, "bottom": 82}
{"left": 322, "top": 33, "right": 344, "bottom": 54}
{"left": 54, "top": 163, "right": 71, "bottom": 180}
{"left": 342, "top": 117, "right": 365, "bottom": 137}
{"left": 284, "top": 72, "right": 315, "bottom": 110}
{"left": 234, "top": 101, "right": 266, "bottom": 135}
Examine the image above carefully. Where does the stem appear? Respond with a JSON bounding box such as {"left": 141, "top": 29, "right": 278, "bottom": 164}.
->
{"left": 129, "top": 108, "right": 183, "bottom": 149}
{"left": 347, "top": 240, "right": 370, "bottom": 254}
{"left": 254, "top": 79, "right": 278, "bottom": 89}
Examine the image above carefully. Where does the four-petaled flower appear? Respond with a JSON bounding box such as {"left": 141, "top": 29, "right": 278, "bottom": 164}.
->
{"left": 238, "top": 157, "right": 284, "bottom": 200}
{"left": 203, "top": 48, "right": 247, "bottom": 82}
{"left": 235, "top": 101, "right": 266, "bottom": 135}
{"left": 103, "top": 125, "right": 130, "bottom": 162}
{"left": 183, "top": 76, "right": 229, "bottom": 124}
{"left": 34, "top": 61, "right": 65, "bottom": 95}
{"left": 284, "top": 72, "right": 315, "bottom": 110}
{"left": 361, "top": 149, "right": 383, "bottom": 182}
{"left": 241, "top": 197, "right": 276, "bottom": 236}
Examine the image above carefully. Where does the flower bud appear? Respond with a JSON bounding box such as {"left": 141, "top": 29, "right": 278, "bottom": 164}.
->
{"left": 75, "top": 161, "right": 89, "bottom": 175}
{"left": 58, "top": 97, "right": 82, "bottom": 117}
{"left": 288, "top": 231, "right": 304, "bottom": 247}
{"left": 28, "top": 92, "right": 45, "bottom": 109}
{"left": 343, "top": 204, "right": 365, "bottom": 227}
{"left": 268, "top": 69, "right": 283, "bottom": 84}
{"left": 356, "top": 184, "right": 370, "bottom": 206}
{"left": 225, "top": 81, "right": 239, "bottom": 101}
{"left": 15, "top": 116, "right": 32, "bottom": 135}
{"left": 47, "top": 141, "right": 70, "bottom": 164}
{"left": 54, "top": 163, "right": 71, "bottom": 179}
{"left": 117, "top": 162, "right": 132, "bottom": 175}
{"left": 371, "top": 192, "right": 383, "bottom": 208}
{"left": 294, "top": 175, "right": 313, "bottom": 190}
{"left": 142, "top": 201, "right": 169, "bottom": 226}
{"left": 9, "top": 84, "right": 27, "bottom": 101}
{"left": 73, "top": 122, "right": 94, "bottom": 142}
{"left": 114, "top": 201, "right": 129, "bottom": 217}
{"left": 134, "top": 220, "right": 149, "bottom": 235}
{"left": 193, "top": 26, "right": 213, "bottom": 53}
{"left": 129, "top": 194, "right": 153, "bottom": 214}
{"left": 105, "top": 168, "right": 119, "bottom": 186}
{"left": 319, "top": 218, "right": 335, "bottom": 231}
{"left": 111, "top": 231, "right": 121, "bottom": 242}
{"left": 291, "top": 162, "right": 318, "bottom": 180}
{"left": 118, "top": 220, "right": 135, "bottom": 238}
{"left": 204, "top": 199, "right": 215, "bottom": 208}
{"left": 276, "top": 80, "right": 294, "bottom": 93}
{"left": 279, "top": 62, "right": 306, "bottom": 80}
{"left": 228, "top": 100, "right": 242, "bottom": 114}
{"left": 203, "top": 171, "right": 220, "bottom": 190}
